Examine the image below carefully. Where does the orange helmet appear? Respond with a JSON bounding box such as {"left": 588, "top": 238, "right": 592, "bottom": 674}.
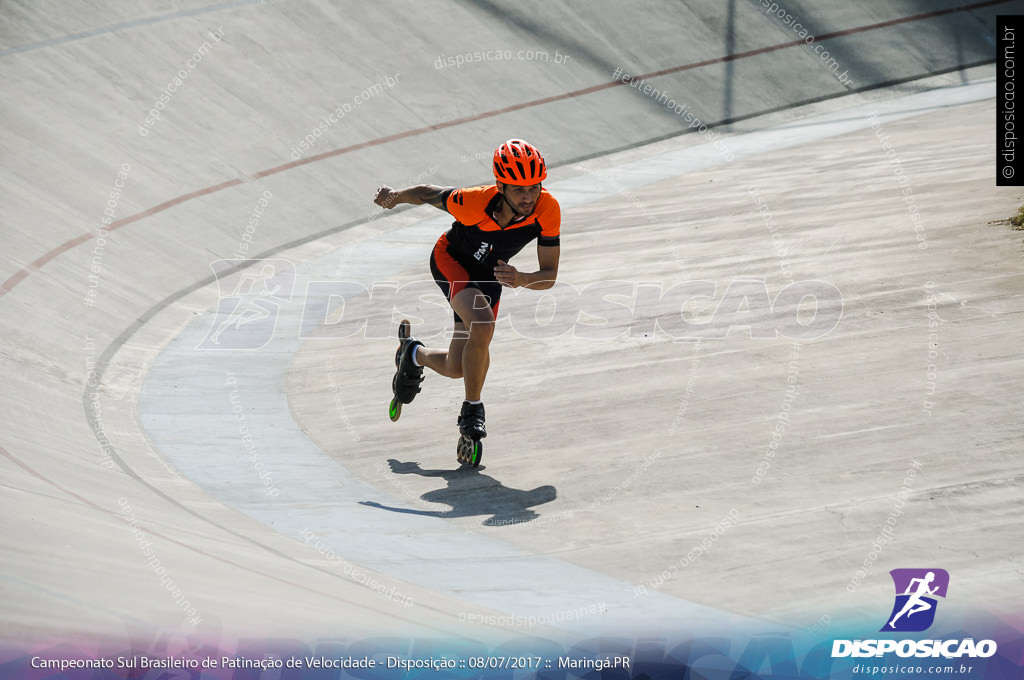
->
{"left": 493, "top": 139, "right": 547, "bottom": 185}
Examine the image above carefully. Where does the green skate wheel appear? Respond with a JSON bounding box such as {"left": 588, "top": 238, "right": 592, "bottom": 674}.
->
{"left": 456, "top": 436, "right": 482, "bottom": 466}
{"left": 389, "top": 398, "right": 402, "bottom": 422}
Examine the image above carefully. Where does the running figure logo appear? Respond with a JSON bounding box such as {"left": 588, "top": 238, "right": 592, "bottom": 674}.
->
{"left": 881, "top": 568, "right": 949, "bottom": 632}
{"left": 196, "top": 259, "right": 295, "bottom": 350}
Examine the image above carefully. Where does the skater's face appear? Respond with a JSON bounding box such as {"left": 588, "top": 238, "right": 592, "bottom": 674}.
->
{"left": 498, "top": 182, "right": 542, "bottom": 216}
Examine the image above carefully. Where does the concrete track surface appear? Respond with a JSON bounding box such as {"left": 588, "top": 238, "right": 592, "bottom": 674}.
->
{"left": 1, "top": 0, "right": 1022, "bottom": 655}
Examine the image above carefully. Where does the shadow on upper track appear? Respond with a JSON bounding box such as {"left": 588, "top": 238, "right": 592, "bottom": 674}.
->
{"left": 359, "top": 459, "right": 557, "bottom": 526}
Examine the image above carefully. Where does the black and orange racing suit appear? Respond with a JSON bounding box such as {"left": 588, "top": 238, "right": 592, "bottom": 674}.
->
{"left": 430, "top": 184, "right": 561, "bottom": 324}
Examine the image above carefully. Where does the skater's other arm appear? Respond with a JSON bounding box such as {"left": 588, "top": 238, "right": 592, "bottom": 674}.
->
{"left": 374, "top": 184, "right": 453, "bottom": 211}
{"left": 494, "top": 246, "right": 559, "bottom": 290}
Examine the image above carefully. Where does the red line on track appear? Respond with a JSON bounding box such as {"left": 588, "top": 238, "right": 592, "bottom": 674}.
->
{"left": 0, "top": 0, "right": 1006, "bottom": 300}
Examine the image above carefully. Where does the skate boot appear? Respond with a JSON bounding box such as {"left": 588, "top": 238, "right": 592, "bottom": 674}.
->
{"left": 458, "top": 400, "right": 487, "bottom": 439}
{"left": 388, "top": 320, "right": 424, "bottom": 422}
{"left": 456, "top": 400, "right": 485, "bottom": 467}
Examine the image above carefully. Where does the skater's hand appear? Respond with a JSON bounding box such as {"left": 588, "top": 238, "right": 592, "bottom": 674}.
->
{"left": 374, "top": 185, "right": 400, "bottom": 209}
{"left": 494, "top": 260, "right": 521, "bottom": 288}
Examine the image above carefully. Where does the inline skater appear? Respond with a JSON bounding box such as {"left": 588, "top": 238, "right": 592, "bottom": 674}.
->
{"left": 374, "top": 139, "right": 560, "bottom": 464}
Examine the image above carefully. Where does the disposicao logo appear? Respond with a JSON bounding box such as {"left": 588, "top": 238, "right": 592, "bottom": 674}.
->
{"left": 832, "top": 568, "right": 998, "bottom": 659}
{"left": 882, "top": 568, "right": 948, "bottom": 632}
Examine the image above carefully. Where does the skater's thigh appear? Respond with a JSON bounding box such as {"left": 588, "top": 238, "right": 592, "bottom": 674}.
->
{"left": 446, "top": 322, "right": 470, "bottom": 365}
{"left": 450, "top": 287, "right": 496, "bottom": 331}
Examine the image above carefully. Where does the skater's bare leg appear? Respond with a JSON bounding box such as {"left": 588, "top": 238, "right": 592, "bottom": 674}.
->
{"left": 417, "top": 325, "right": 468, "bottom": 379}
{"left": 450, "top": 289, "right": 494, "bottom": 401}
{"left": 417, "top": 288, "right": 494, "bottom": 399}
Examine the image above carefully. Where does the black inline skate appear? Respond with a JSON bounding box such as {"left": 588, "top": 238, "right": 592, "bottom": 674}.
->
{"left": 456, "top": 400, "right": 486, "bottom": 466}
{"left": 388, "top": 319, "right": 424, "bottom": 422}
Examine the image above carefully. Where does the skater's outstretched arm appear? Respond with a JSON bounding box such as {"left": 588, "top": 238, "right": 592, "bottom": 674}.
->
{"left": 374, "top": 184, "right": 453, "bottom": 211}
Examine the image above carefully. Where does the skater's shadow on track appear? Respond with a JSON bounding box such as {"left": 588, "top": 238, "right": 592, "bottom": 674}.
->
{"left": 359, "top": 459, "right": 556, "bottom": 526}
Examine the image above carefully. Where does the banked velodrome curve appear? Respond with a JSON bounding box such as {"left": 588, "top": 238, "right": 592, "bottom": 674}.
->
{"left": 0, "top": 0, "right": 1020, "bottom": 649}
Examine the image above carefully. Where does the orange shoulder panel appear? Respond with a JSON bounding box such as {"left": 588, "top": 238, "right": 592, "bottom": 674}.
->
{"left": 535, "top": 190, "right": 561, "bottom": 238}
{"left": 447, "top": 185, "right": 497, "bottom": 224}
